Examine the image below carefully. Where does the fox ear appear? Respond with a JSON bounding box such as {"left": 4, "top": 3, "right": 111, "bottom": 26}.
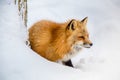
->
{"left": 81, "top": 17, "right": 88, "bottom": 25}
{"left": 66, "top": 19, "right": 76, "bottom": 30}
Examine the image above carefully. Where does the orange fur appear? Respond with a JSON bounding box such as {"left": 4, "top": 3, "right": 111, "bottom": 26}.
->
{"left": 29, "top": 17, "right": 92, "bottom": 62}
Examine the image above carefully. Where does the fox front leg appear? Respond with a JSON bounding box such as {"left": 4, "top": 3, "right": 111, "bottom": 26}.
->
{"left": 63, "top": 59, "right": 74, "bottom": 67}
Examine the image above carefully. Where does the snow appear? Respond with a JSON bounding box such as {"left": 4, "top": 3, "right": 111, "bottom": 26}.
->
{"left": 0, "top": 0, "right": 120, "bottom": 80}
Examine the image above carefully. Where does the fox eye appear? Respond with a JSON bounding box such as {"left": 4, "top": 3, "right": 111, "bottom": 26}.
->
{"left": 78, "top": 36, "right": 85, "bottom": 39}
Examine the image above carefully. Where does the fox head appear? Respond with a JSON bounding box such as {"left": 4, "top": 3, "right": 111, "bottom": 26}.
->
{"left": 66, "top": 17, "right": 93, "bottom": 50}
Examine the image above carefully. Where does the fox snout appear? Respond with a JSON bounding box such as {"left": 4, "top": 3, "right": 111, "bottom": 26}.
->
{"left": 83, "top": 42, "right": 93, "bottom": 48}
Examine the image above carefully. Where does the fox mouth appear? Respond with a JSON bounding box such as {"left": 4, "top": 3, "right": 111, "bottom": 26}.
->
{"left": 84, "top": 46, "right": 91, "bottom": 48}
{"left": 82, "top": 43, "right": 93, "bottom": 48}
{"left": 73, "top": 42, "right": 93, "bottom": 51}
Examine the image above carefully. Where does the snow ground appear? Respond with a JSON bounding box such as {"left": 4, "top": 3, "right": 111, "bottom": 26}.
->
{"left": 0, "top": 0, "right": 120, "bottom": 80}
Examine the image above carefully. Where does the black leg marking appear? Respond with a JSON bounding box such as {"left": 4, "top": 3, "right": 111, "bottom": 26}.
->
{"left": 63, "top": 59, "right": 74, "bottom": 67}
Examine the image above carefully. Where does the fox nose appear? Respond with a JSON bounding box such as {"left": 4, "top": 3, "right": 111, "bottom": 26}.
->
{"left": 83, "top": 43, "right": 93, "bottom": 48}
{"left": 83, "top": 43, "right": 93, "bottom": 46}
{"left": 90, "top": 43, "right": 93, "bottom": 46}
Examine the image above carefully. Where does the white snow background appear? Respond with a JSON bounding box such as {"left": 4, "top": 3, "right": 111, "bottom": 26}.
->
{"left": 0, "top": 0, "right": 120, "bottom": 80}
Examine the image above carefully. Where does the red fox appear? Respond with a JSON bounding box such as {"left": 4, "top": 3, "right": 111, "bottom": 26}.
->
{"left": 29, "top": 17, "right": 93, "bottom": 67}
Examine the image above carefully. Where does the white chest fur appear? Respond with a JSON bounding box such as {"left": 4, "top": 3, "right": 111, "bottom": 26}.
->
{"left": 61, "top": 44, "right": 83, "bottom": 62}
